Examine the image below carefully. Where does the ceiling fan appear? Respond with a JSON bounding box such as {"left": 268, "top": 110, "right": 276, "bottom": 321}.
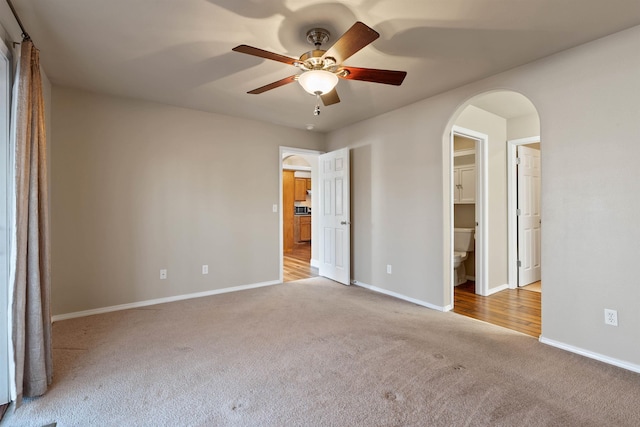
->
{"left": 232, "top": 21, "right": 407, "bottom": 115}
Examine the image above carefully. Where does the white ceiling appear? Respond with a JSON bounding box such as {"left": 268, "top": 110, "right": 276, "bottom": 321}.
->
{"left": 11, "top": 0, "right": 640, "bottom": 132}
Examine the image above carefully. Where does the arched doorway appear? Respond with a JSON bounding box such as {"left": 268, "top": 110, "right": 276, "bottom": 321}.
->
{"left": 445, "top": 90, "right": 542, "bottom": 336}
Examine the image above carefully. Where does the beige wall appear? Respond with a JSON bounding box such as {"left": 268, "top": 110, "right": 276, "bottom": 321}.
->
{"left": 340, "top": 107, "right": 444, "bottom": 300}
{"left": 508, "top": 113, "right": 541, "bottom": 140}
{"left": 327, "top": 25, "right": 640, "bottom": 367}
{"left": 453, "top": 205, "right": 475, "bottom": 229}
{"left": 0, "top": 3, "right": 20, "bottom": 47}
{"left": 453, "top": 135, "right": 475, "bottom": 151}
{"left": 51, "top": 87, "right": 323, "bottom": 315}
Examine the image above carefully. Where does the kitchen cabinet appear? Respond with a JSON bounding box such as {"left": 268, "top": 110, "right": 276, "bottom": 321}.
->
{"left": 283, "top": 170, "right": 295, "bottom": 252}
{"left": 306, "top": 178, "right": 311, "bottom": 190}
{"left": 453, "top": 165, "right": 476, "bottom": 204}
{"left": 293, "top": 215, "right": 311, "bottom": 242}
{"left": 294, "top": 215, "right": 311, "bottom": 242}
{"left": 300, "top": 215, "right": 311, "bottom": 241}
{"left": 294, "top": 178, "right": 308, "bottom": 201}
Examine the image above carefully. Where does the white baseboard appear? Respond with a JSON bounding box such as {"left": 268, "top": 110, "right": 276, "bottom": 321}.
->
{"left": 466, "top": 275, "right": 476, "bottom": 281}
{"left": 484, "top": 284, "right": 509, "bottom": 296}
{"left": 51, "top": 280, "right": 281, "bottom": 322}
{"left": 539, "top": 336, "right": 640, "bottom": 374}
{"left": 310, "top": 258, "right": 320, "bottom": 268}
{"left": 352, "top": 280, "right": 448, "bottom": 312}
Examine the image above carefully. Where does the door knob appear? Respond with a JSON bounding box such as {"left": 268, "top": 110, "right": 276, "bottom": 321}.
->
{"left": 341, "top": 221, "right": 350, "bottom": 225}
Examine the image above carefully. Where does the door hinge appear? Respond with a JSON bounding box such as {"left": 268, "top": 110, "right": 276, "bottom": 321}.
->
{"left": 516, "top": 208, "right": 521, "bottom": 216}
{"left": 516, "top": 157, "right": 522, "bottom": 165}
{"left": 517, "top": 260, "right": 522, "bottom": 268}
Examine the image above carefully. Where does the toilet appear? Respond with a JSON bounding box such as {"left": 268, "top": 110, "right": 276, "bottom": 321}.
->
{"left": 453, "top": 228, "right": 475, "bottom": 285}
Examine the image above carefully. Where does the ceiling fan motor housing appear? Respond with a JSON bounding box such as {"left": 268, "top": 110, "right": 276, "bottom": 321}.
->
{"left": 297, "top": 50, "right": 337, "bottom": 72}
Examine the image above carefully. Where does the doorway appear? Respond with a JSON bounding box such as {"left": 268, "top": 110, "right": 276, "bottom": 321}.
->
{"left": 450, "top": 126, "right": 487, "bottom": 298}
{"left": 280, "top": 148, "right": 320, "bottom": 282}
{"left": 279, "top": 146, "right": 352, "bottom": 285}
{"left": 508, "top": 137, "right": 542, "bottom": 292}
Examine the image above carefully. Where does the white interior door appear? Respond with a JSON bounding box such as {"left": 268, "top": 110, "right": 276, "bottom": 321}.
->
{"left": 517, "top": 145, "right": 541, "bottom": 286}
{"left": 318, "top": 148, "right": 350, "bottom": 285}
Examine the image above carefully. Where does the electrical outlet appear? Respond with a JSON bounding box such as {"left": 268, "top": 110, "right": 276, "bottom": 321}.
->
{"left": 273, "top": 204, "right": 278, "bottom": 213}
{"left": 160, "top": 269, "right": 167, "bottom": 280}
{"left": 202, "top": 265, "right": 209, "bottom": 275}
{"left": 604, "top": 309, "right": 618, "bottom": 326}
{"left": 386, "top": 264, "right": 392, "bottom": 274}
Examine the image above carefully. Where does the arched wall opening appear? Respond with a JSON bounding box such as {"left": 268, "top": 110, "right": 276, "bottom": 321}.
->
{"left": 442, "top": 90, "right": 541, "bottom": 333}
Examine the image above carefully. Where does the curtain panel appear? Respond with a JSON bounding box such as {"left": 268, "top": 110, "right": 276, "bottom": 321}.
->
{"left": 9, "top": 40, "right": 52, "bottom": 406}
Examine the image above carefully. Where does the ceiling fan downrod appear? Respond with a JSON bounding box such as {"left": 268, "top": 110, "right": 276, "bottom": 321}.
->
{"left": 306, "top": 28, "right": 330, "bottom": 49}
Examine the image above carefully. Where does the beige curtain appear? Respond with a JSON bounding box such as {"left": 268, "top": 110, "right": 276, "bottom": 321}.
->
{"left": 9, "top": 40, "right": 52, "bottom": 406}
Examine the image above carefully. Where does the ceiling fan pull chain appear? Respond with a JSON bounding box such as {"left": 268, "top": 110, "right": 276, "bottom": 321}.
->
{"left": 314, "top": 93, "right": 321, "bottom": 116}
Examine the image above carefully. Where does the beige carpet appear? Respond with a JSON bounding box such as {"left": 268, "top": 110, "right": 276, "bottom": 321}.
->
{"left": 4, "top": 278, "right": 639, "bottom": 426}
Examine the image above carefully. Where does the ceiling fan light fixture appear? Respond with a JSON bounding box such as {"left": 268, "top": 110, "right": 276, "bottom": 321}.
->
{"left": 298, "top": 70, "right": 338, "bottom": 95}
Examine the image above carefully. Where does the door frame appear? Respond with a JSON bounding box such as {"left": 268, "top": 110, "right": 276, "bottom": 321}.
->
{"left": 450, "top": 126, "right": 488, "bottom": 299}
{"left": 1, "top": 37, "right": 12, "bottom": 405}
{"left": 278, "top": 146, "right": 322, "bottom": 283}
{"left": 507, "top": 136, "right": 541, "bottom": 289}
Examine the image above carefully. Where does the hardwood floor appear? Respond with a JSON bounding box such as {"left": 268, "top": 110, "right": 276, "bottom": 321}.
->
{"left": 522, "top": 280, "right": 541, "bottom": 293}
{"left": 453, "top": 281, "right": 541, "bottom": 337}
{"left": 283, "top": 242, "right": 318, "bottom": 282}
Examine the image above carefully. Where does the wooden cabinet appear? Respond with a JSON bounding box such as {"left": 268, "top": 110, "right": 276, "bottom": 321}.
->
{"left": 294, "top": 178, "right": 307, "bottom": 201}
{"left": 283, "top": 171, "right": 295, "bottom": 252}
{"left": 294, "top": 215, "right": 311, "bottom": 242}
{"left": 453, "top": 165, "right": 476, "bottom": 204}
{"left": 306, "top": 178, "right": 311, "bottom": 190}
{"left": 299, "top": 215, "right": 311, "bottom": 241}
